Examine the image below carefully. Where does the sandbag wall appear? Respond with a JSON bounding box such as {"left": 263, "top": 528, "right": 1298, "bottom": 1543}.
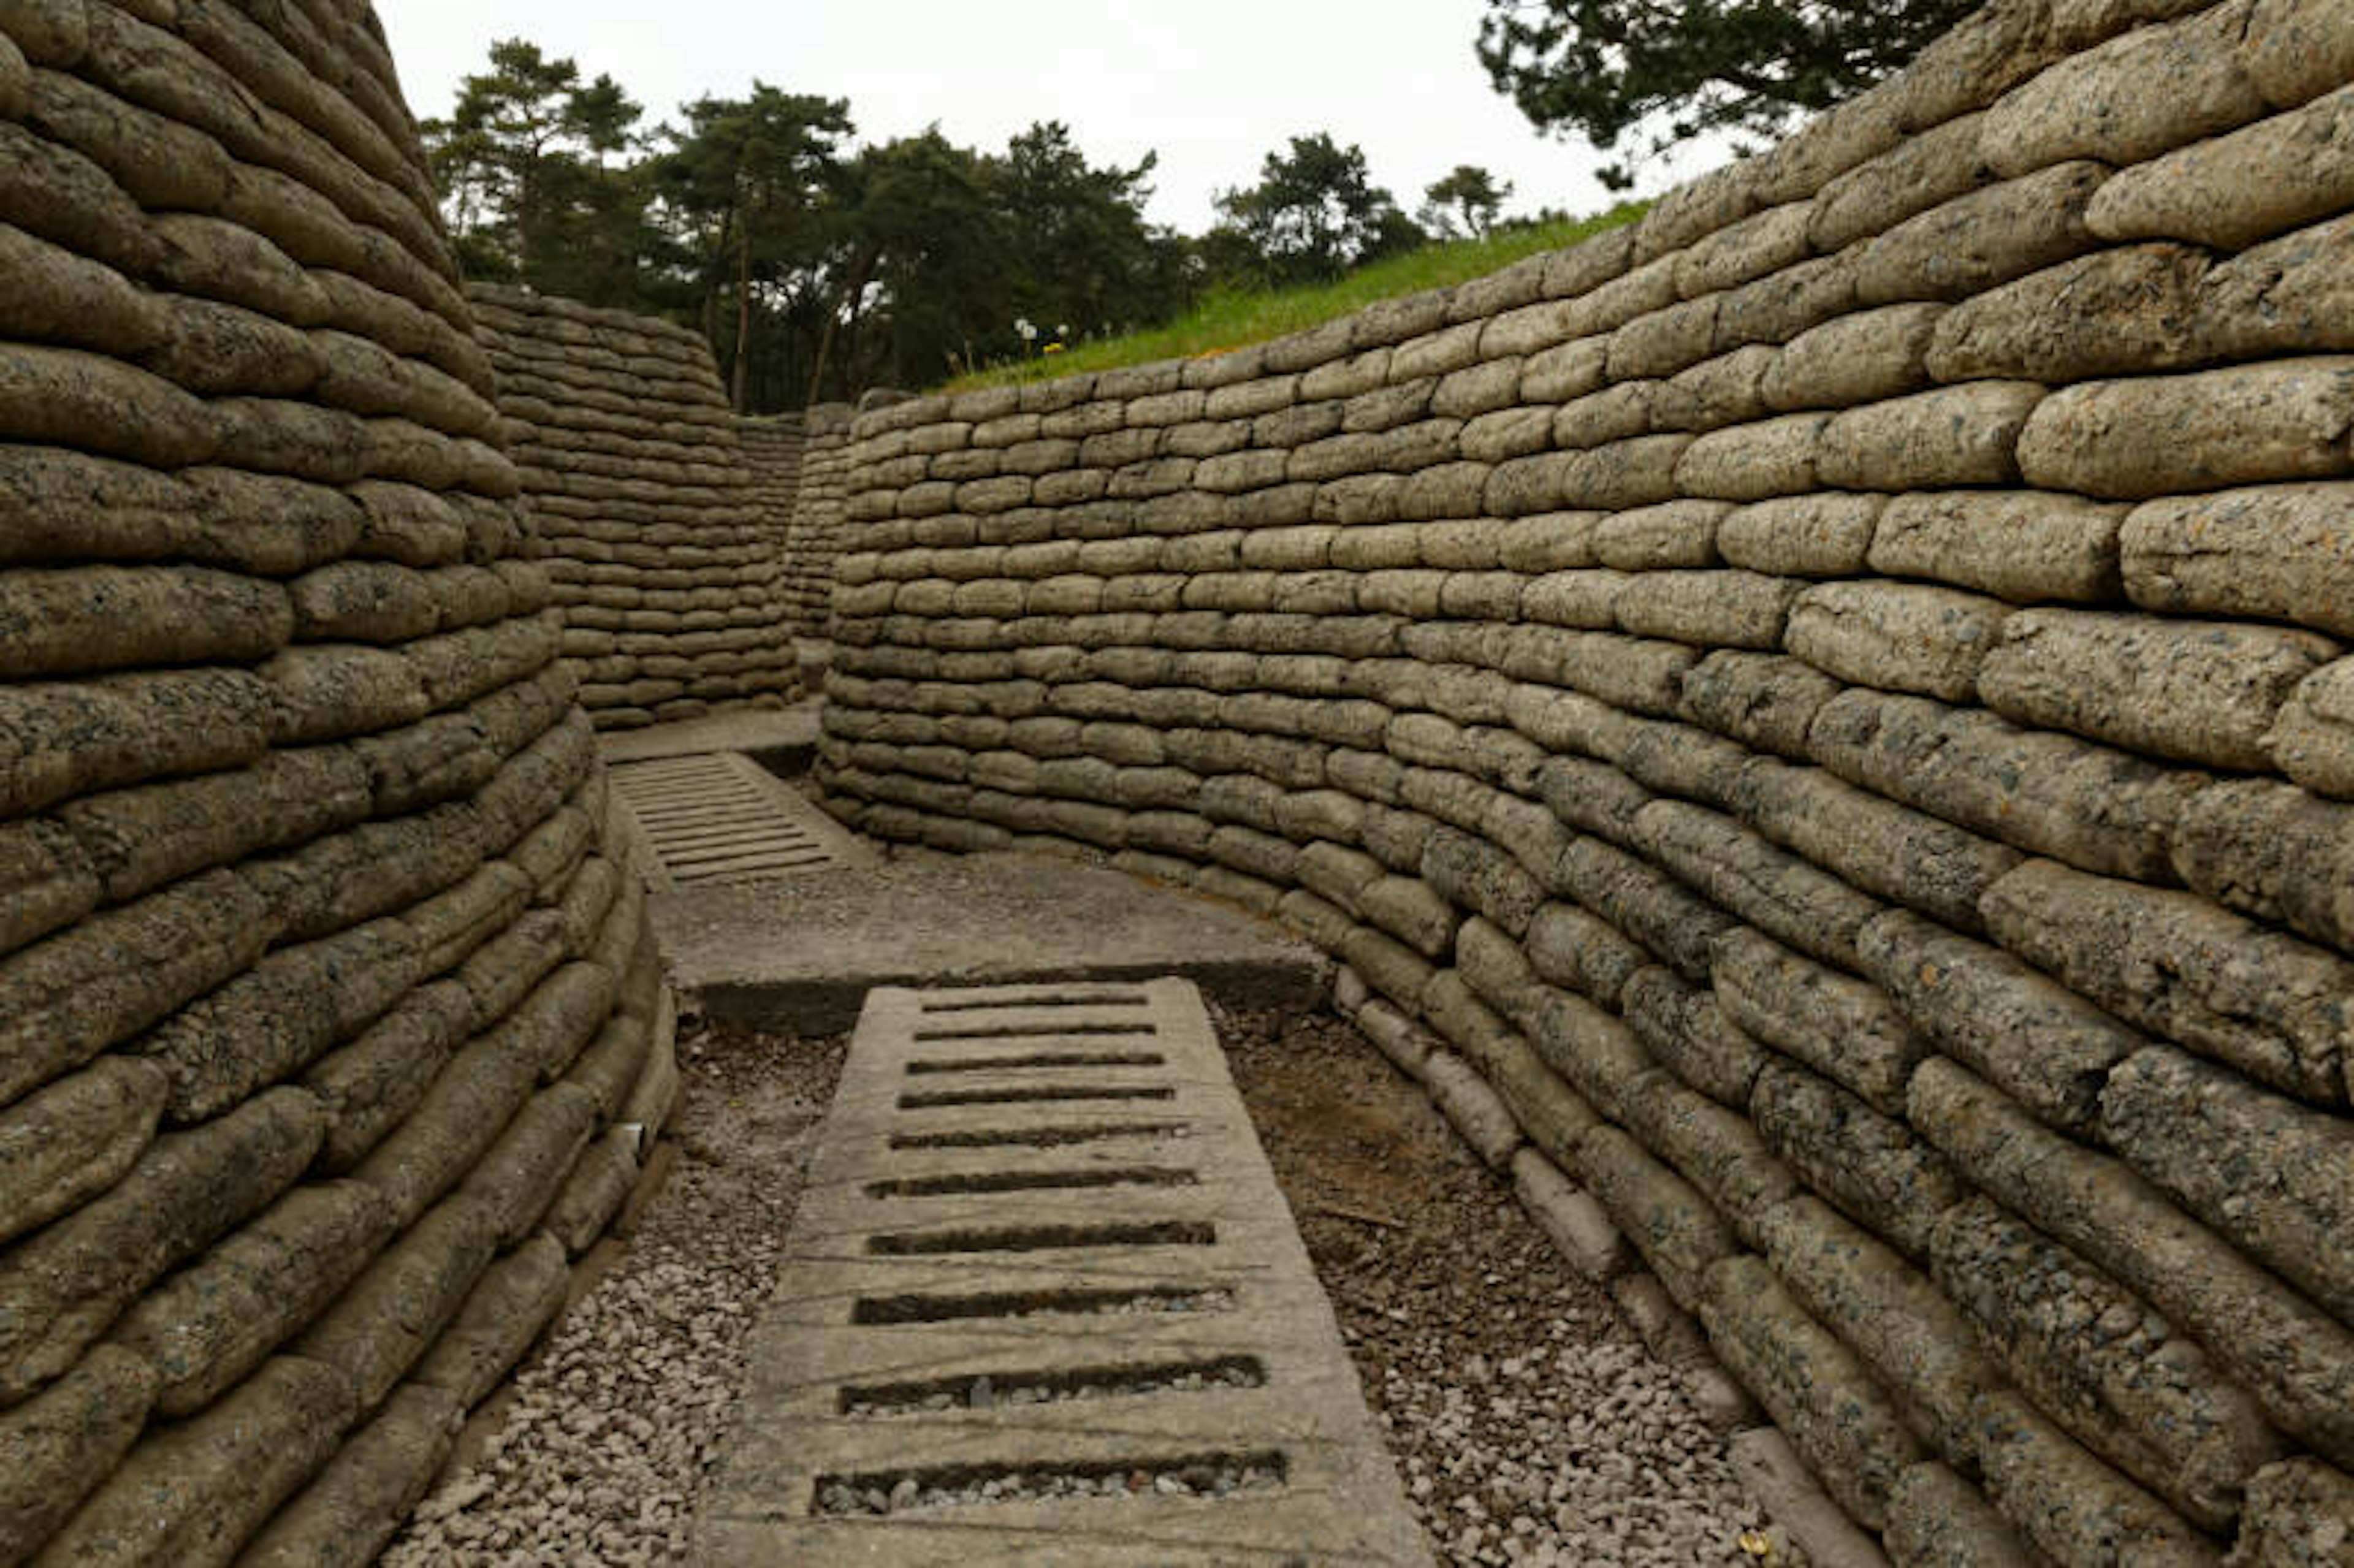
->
{"left": 777, "top": 402, "right": 855, "bottom": 639}
{"left": 814, "top": 0, "right": 2354, "bottom": 1559}
{"left": 739, "top": 408, "right": 807, "bottom": 633}
{"left": 469, "top": 285, "right": 803, "bottom": 729}
{"left": 0, "top": 4, "right": 673, "bottom": 1564}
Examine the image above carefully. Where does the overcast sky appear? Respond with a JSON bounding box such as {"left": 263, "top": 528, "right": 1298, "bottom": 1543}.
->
{"left": 375, "top": 0, "right": 1726, "bottom": 235}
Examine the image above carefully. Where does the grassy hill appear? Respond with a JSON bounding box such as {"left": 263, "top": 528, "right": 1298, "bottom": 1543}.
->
{"left": 943, "top": 202, "right": 1650, "bottom": 391}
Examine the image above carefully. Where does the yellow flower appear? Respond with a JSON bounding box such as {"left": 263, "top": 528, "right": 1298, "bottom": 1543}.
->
{"left": 1043, "top": 342, "right": 1065, "bottom": 355}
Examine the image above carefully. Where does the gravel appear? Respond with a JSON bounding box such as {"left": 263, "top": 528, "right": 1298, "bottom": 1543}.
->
{"left": 816, "top": 1454, "right": 1288, "bottom": 1515}
{"left": 1216, "top": 1004, "right": 1775, "bottom": 1568}
{"left": 381, "top": 1021, "right": 844, "bottom": 1568}
{"left": 840, "top": 1355, "right": 1265, "bottom": 1416}
{"left": 379, "top": 999, "right": 1778, "bottom": 1567}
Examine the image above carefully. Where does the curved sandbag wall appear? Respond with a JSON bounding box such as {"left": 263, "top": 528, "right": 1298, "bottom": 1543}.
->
{"left": 776, "top": 402, "right": 855, "bottom": 641}
{"left": 468, "top": 285, "right": 803, "bottom": 730}
{"left": 0, "top": 5, "right": 670, "bottom": 1562}
{"left": 738, "top": 408, "right": 807, "bottom": 633}
{"left": 814, "top": 0, "right": 2354, "bottom": 1558}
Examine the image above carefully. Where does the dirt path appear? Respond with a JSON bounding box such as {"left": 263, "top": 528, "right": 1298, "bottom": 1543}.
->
{"left": 1219, "top": 1005, "right": 1768, "bottom": 1566}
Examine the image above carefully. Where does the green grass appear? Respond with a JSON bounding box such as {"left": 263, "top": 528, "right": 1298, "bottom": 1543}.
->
{"left": 943, "top": 201, "right": 1651, "bottom": 392}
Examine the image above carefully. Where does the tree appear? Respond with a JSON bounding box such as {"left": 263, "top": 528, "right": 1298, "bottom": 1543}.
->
{"left": 415, "top": 40, "right": 1227, "bottom": 405}
{"left": 1211, "top": 132, "right": 1422, "bottom": 287}
{"left": 1475, "top": 0, "right": 1976, "bottom": 186}
{"left": 654, "top": 86, "right": 851, "bottom": 408}
{"left": 1420, "top": 164, "right": 1513, "bottom": 239}
{"left": 826, "top": 131, "right": 1009, "bottom": 389}
{"left": 422, "top": 39, "right": 652, "bottom": 295}
{"left": 797, "top": 123, "right": 1194, "bottom": 395}
{"left": 989, "top": 122, "right": 1187, "bottom": 348}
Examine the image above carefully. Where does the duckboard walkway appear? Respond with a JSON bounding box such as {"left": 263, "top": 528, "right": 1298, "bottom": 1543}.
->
{"left": 692, "top": 978, "right": 1434, "bottom": 1567}
{"left": 607, "top": 750, "right": 874, "bottom": 889}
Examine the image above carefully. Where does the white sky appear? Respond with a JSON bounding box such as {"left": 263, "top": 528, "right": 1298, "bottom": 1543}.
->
{"left": 375, "top": 0, "right": 1729, "bottom": 235}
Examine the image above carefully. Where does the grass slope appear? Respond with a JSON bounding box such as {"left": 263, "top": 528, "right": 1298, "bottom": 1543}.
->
{"left": 944, "top": 202, "right": 1650, "bottom": 391}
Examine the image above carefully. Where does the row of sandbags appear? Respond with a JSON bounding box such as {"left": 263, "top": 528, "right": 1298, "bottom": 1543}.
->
{"left": 471, "top": 284, "right": 802, "bottom": 730}
{"left": 810, "top": 0, "right": 2354, "bottom": 1558}
{"left": 0, "top": 4, "right": 670, "bottom": 1562}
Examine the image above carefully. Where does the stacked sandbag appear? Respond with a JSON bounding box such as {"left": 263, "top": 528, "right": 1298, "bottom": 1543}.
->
{"left": 780, "top": 402, "right": 854, "bottom": 640}
{"left": 0, "top": 4, "right": 672, "bottom": 1563}
{"left": 468, "top": 286, "right": 802, "bottom": 729}
{"left": 815, "top": 0, "right": 2354, "bottom": 1558}
{"left": 738, "top": 409, "right": 806, "bottom": 624}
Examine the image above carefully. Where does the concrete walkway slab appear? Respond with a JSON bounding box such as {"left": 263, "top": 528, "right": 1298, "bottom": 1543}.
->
{"left": 657, "top": 853, "right": 1328, "bottom": 1035}
{"left": 693, "top": 979, "right": 1432, "bottom": 1567}
{"left": 597, "top": 702, "right": 821, "bottom": 766}
{"left": 610, "top": 752, "right": 875, "bottom": 891}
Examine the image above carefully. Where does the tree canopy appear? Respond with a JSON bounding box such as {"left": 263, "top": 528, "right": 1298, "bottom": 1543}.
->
{"left": 994, "top": 123, "right": 1185, "bottom": 344}
{"left": 1475, "top": 0, "right": 1976, "bottom": 185}
{"left": 424, "top": 39, "right": 1555, "bottom": 406}
{"left": 652, "top": 86, "right": 851, "bottom": 407}
{"left": 1209, "top": 133, "right": 1423, "bottom": 287}
{"left": 423, "top": 44, "right": 1200, "bottom": 407}
{"left": 426, "top": 39, "right": 652, "bottom": 300}
{"left": 1420, "top": 165, "right": 1514, "bottom": 240}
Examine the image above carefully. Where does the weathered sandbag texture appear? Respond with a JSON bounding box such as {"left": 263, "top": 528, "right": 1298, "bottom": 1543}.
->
{"left": 0, "top": 4, "right": 669, "bottom": 1564}
{"left": 814, "top": 1, "right": 2354, "bottom": 1559}
{"left": 469, "top": 284, "right": 803, "bottom": 730}
{"left": 738, "top": 409, "right": 807, "bottom": 628}
{"left": 756, "top": 401, "right": 854, "bottom": 641}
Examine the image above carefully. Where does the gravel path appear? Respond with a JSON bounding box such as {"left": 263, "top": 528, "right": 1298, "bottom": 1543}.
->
{"left": 381, "top": 1024, "right": 844, "bottom": 1567}
{"left": 1217, "top": 1005, "right": 1772, "bottom": 1567}
{"left": 381, "top": 1000, "right": 1775, "bottom": 1567}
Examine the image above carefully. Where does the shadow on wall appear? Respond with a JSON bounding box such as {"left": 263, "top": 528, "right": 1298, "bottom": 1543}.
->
{"left": 0, "top": 5, "right": 672, "bottom": 1563}
{"left": 813, "top": 0, "right": 2354, "bottom": 1558}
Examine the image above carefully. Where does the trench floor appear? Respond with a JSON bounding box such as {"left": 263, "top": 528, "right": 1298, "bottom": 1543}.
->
{"left": 580, "top": 710, "right": 1770, "bottom": 1568}
{"left": 603, "top": 714, "right": 1420, "bottom": 1564}
{"left": 693, "top": 978, "right": 1433, "bottom": 1566}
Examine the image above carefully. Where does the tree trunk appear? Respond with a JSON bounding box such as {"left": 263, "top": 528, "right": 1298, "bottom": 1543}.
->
{"left": 703, "top": 215, "right": 731, "bottom": 367}
{"left": 515, "top": 161, "right": 536, "bottom": 280}
{"left": 806, "top": 246, "right": 874, "bottom": 411}
{"left": 731, "top": 224, "right": 753, "bottom": 413}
